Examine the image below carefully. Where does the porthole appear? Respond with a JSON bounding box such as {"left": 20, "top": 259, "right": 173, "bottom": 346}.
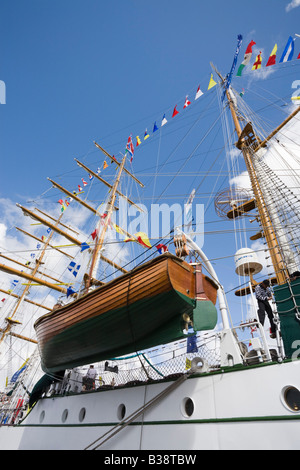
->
{"left": 282, "top": 386, "right": 300, "bottom": 412}
{"left": 39, "top": 410, "right": 45, "bottom": 423}
{"left": 117, "top": 404, "right": 126, "bottom": 421}
{"left": 79, "top": 407, "right": 86, "bottom": 422}
{"left": 181, "top": 397, "right": 194, "bottom": 417}
{"left": 61, "top": 409, "right": 69, "bottom": 422}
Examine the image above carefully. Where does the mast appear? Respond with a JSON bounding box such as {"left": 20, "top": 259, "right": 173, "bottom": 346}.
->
{"left": 15, "top": 227, "right": 74, "bottom": 259}
{"left": 74, "top": 158, "right": 144, "bottom": 212}
{"left": 213, "top": 64, "right": 300, "bottom": 285}
{"left": 47, "top": 178, "right": 110, "bottom": 216}
{"left": 86, "top": 153, "right": 127, "bottom": 291}
{"left": 0, "top": 288, "right": 51, "bottom": 311}
{"left": 229, "top": 93, "right": 287, "bottom": 284}
{"left": 0, "top": 213, "right": 66, "bottom": 345}
{"left": 16, "top": 204, "right": 127, "bottom": 274}
{"left": 0, "top": 252, "right": 63, "bottom": 283}
{"left": 94, "top": 141, "right": 145, "bottom": 187}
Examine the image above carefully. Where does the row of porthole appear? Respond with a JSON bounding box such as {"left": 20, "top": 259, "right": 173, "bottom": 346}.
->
{"left": 38, "top": 387, "right": 300, "bottom": 424}
{"left": 39, "top": 403, "right": 127, "bottom": 424}
{"left": 38, "top": 399, "right": 194, "bottom": 424}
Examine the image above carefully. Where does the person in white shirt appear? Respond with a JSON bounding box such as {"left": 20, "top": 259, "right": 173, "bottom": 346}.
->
{"left": 255, "top": 280, "right": 276, "bottom": 339}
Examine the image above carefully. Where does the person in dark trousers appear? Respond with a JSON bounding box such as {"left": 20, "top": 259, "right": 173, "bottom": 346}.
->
{"left": 255, "top": 279, "right": 276, "bottom": 339}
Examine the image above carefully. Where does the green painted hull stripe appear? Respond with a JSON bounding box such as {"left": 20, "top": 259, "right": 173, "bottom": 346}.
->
{"left": 18, "top": 414, "right": 300, "bottom": 428}
{"left": 41, "top": 289, "right": 217, "bottom": 372}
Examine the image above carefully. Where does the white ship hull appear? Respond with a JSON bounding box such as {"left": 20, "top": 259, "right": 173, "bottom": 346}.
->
{"left": 1, "top": 359, "right": 300, "bottom": 450}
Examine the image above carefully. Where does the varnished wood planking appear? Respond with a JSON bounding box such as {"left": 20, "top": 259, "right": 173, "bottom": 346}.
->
{"left": 34, "top": 254, "right": 217, "bottom": 358}
{"left": 35, "top": 259, "right": 171, "bottom": 336}
{"left": 35, "top": 256, "right": 174, "bottom": 343}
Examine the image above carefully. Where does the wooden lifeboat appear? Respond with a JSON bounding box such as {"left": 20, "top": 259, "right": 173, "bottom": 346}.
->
{"left": 34, "top": 253, "right": 218, "bottom": 373}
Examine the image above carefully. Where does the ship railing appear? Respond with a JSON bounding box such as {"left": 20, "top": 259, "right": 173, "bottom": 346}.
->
{"left": 232, "top": 320, "right": 279, "bottom": 365}
{"left": 45, "top": 333, "right": 222, "bottom": 396}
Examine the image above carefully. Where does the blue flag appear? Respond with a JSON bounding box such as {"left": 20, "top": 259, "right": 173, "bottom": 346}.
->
{"left": 187, "top": 334, "right": 198, "bottom": 353}
{"left": 10, "top": 363, "right": 28, "bottom": 383}
{"left": 222, "top": 34, "right": 243, "bottom": 101}
{"left": 80, "top": 242, "right": 90, "bottom": 252}
{"left": 67, "top": 287, "right": 76, "bottom": 297}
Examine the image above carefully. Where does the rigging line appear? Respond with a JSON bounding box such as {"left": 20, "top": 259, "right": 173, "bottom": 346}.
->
{"left": 218, "top": 86, "right": 241, "bottom": 251}
{"left": 33, "top": 113, "right": 219, "bottom": 205}
{"left": 151, "top": 128, "right": 162, "bottom": 205}
{"left": 275, "top": 128, "right": 300, "bottom": 155}
{"left": 143, "top": 94, "right": 219, "bottom": 199}
{"left": 232, "top": 60, "right": 300, "bottom": 81}
{"left": 91, "top": 73, "right": 213, "bottom": 142}
{"left": 156, "top": 118, "right": 225, "bottom": 237}
{"left": 133, "top": 146, "right": 227, "bottom": 173}
{"left": 95, "top": 212, "right": 298, "bottom": 285}
{"left": 251, "top": 83, "right": 291, "bottom": 108}
{"left": 154, "top": 101, "right": 224, "bottom": 206}
{"left": 235, "top": 89, "right": 295, "bottom": 139}
{"left": 244, "top": 86, "right": 291, "bottom": 112}
{"left": 185, "top": 113, "right": 224, "bottom": 201}
{"left": 99, "top": 99, "right": 222, "bottom": 273}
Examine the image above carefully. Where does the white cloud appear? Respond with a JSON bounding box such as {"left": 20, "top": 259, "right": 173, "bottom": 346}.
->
{"left": 286, "top": 0, "right": 300, "bottom": 11}
{"left": 229, "top": 110, "right": 300, "bottom": 281}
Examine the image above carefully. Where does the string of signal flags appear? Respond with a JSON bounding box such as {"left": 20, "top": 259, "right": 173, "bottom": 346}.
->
{"left": 55, "top": 33, "right": 300, "bottom": 215}
{"left": 122, "top": 34, "right": 300, "bottom": 164}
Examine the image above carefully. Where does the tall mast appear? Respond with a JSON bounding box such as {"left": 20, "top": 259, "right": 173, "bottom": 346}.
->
{"left": 0, "top": 212, "right": 64, "bottom": 345}
{"left": 213, "top": 64, "right": 300, "bottom": 285}
{"left": 86, "top": 153, "right": 127, "bottom": 291}
{"left": 227, "top": 92, "right": 288, "bottom": 285}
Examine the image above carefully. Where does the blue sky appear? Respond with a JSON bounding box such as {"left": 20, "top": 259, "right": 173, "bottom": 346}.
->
{"left": 1, "top": 0, "right": 300, "bottom": 201}
{"left": 0, "top": 0, "right": 300, "bottom": 362}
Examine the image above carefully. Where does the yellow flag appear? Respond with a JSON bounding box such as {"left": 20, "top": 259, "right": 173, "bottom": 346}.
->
{"left": 103, "top": 160, "right": 108, "bottom": 169}
{"left": 185, "top": 358, "right": 191, "bottom": 370}
{"left": 266, "top": 44, "right": 277, "bottom": 66}
{"left": 136, "top": 136, "right": 141, "bottom": 146}
{"left": 252, "top": 52, "right": 262, "bottom": 70}
{"left": 135, "top": 232, "right": 152, "bottom": 248}
{"left": 208, "top": 74, "right": 217, "bottom": 90}
{"left": 112, "top": 223, "right": 127, "bottom": 237}
{"left": 124, "top": 237, "right": 135, "bottom": 242}
{"left": 124, "top": 231, "right": 152, "bottom": 248}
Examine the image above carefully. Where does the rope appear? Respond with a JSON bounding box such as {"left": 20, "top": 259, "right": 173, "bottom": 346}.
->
{"left": 84, "top": 372, "right": 188, "bottom": 450}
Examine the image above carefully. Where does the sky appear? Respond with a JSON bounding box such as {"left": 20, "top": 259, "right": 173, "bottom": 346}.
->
{"left": 0, "top": 0, "right": 300, "bottom": 383}
{"left": 0, "top": 0, "right": 299, "bottom": 200}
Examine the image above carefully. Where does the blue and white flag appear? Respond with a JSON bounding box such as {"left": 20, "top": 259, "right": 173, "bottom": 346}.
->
{"left": 222, "top": 34, "right": 243, "bottom": 101}
{"left": 67, "top": 261, "right": 81, "bottom": 277}
{"left": 279, "top": 36, "right": 295, "bottom": 63}
{"left": 161, "top": 114, "right": 167, "bottom": 126}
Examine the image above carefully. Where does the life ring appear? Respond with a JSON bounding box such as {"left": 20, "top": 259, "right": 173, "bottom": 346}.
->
{"left": 190, "top": 357, "right": 209, "bottom": 373}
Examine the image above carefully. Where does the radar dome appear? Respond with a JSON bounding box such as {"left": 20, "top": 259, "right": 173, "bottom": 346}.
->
{"left": 234, "top": 248, "right": 263, "bottom": 276}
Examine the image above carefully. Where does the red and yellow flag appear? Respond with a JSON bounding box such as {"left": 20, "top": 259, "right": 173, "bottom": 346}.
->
{"left": 266, "top": 44, "right": 277, "bottom": 67}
